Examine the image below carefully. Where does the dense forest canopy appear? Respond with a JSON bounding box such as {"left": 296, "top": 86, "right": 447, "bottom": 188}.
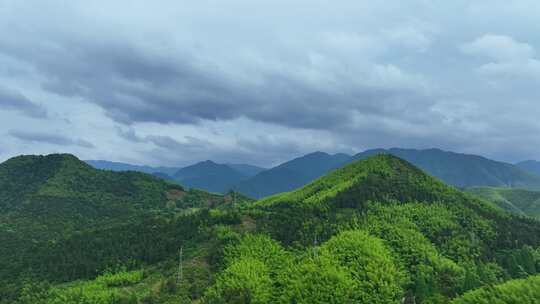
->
{"left": 2, "top": 153, "right": 540, "bottom": 303}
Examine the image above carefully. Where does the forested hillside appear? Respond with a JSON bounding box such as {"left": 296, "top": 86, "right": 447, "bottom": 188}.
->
{"left": 0, "top": 154, "right": 250, "bottom": 302}
{"left": 4, "top": 154, "right": 540, "bottom": 303}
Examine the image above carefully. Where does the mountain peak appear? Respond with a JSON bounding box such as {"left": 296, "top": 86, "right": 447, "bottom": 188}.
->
{"left": 259, "top": 154, "right": 446, "bottom": 207}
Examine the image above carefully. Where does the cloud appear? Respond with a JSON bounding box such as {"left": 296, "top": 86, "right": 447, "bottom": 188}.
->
{"left": 0, "top": 86, "right": 47, "bottom": 118}
{"left": 0, "top": 2, "right": 435, "bottom": 133}
{"left": 1, "top": 2, "right": 540, "bottom": 164}
{"left": 9, "top": 130, "right": 94, "bottom": 148}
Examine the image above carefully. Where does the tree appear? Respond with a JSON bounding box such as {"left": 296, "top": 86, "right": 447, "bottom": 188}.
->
{"left": 202, "top": 258, "right": 272, "bottom": 304}
{"left": 320, "top": 230, "right": 405, "bottom": 303}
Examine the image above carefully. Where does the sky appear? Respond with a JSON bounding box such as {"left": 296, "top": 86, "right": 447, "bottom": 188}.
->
{"left": 1, "top": 1, "right": 540, "bottom": 167}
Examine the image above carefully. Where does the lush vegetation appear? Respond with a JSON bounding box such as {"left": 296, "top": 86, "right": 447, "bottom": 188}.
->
{"left": 4, "top": 153, "right": 540, "bottom": 303}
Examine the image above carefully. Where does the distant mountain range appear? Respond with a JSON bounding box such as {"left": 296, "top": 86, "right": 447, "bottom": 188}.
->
{"left": 173, "top": 160, "right": 253, "bottom": 193}
{"left": 233, "top": 151, "right": 351, "bottom": 198}
{"left": 87, "top": 148, "right": 540, "bottom": 198}
{"left": 85, "top": 160, "right": 180, "bottom": 176}
{"left": 85, "top": 159, "right": 266, "bottom": 194}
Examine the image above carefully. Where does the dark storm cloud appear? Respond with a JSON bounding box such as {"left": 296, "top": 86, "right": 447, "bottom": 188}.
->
{"left": 0, "top": 11, "right": 434, "bottom": 132}
{"left": 9, "top": 130, "right": 94, "bottom": 148}
{"left": 0, "top": 86, "right": 47, "bottom": 118}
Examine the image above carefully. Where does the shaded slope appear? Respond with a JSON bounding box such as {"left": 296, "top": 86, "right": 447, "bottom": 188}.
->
{"left": 467, "top": 187, "right": 540, "bottom": 218}
{"left": 234, "top": 151, "right": 351, "bottom": 198}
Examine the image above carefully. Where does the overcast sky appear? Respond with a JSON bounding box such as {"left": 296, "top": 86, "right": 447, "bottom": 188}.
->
{"left": 1, "top": 1, "right": 540, "bottom": 167}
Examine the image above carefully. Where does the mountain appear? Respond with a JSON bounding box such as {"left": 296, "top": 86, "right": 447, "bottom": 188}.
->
{"left": 229, "top": 155, "right": 540, "bottom": 302}
{"left": 85, "top": 159, "right": 180, "bottom": 176}
{"left": 516, "top": 160, "right": 540, "bottom": 177}
{"left": 353, "top": 148, "right": 540, "bottom": 189}
{"left": 89, "top": 149, "right": 540, "bottom": 199}
{"left": 226, "top": 163, "right": 266, "bottom": 177}
{"left": 6, "top": 154, "right": 540, "bottom": 303}
{"left": 173, "top": 160, "right": 248, "bottom": 193}
{"left": 232, "top": 148, "right": 540, "bottom": 199}
{"left": 0, "top": 154, "right": 210, "bottom": 241}
{"left": 0, "top": 154, "right": 253, "bottom": 302}
{"left": 467, "top": 187, "right": 540, "bottom": 218}
{"left": 87, "top": 159, "right": 264, "bottom": 194}
{"left": 233, "top": 151, "right": 352, "bottom": 198}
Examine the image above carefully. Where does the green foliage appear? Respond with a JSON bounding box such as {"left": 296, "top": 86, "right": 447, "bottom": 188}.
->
{"left": 17, "top": 270, "right": 143, "bottom": 304}
{"left": 96, "top": 269, "right": 144, "bottom": 287}
{"left": 320, "top": 230, "right": 405, "bottom": 303}
{"left": 222, "top": 234, "right": 290, "bottom": 270}
{"left": 275, "top": 255, "right": 356, "bottom": 304}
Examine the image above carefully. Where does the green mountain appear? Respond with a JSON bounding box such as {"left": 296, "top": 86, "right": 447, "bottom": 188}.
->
{"left": 0, "top": 154, "right": 191, "bottom": 238}
{"left": 233, "top": 151, "right": 352, "bottom": 198}
{"left": 467, "top": 187, "right": 540, "bottom": 218}
{"left": 516, "top": 160, "right": 540, "bottom": 177}
{"left": 5, "top": 154, "right": 540, "bottom": 303}
{"left": 0, "top": 154, "right": 251, "bottom": 302}
{"left": 354, "top": 148, "right": 540, "bottom": 189}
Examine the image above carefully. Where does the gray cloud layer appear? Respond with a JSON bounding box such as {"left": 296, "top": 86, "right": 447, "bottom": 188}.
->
{"left": 0, "top": 86, "right": 47, "bottom": 118}
{"left": 0, "top": 1, "right": 539, "bottom": 165}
